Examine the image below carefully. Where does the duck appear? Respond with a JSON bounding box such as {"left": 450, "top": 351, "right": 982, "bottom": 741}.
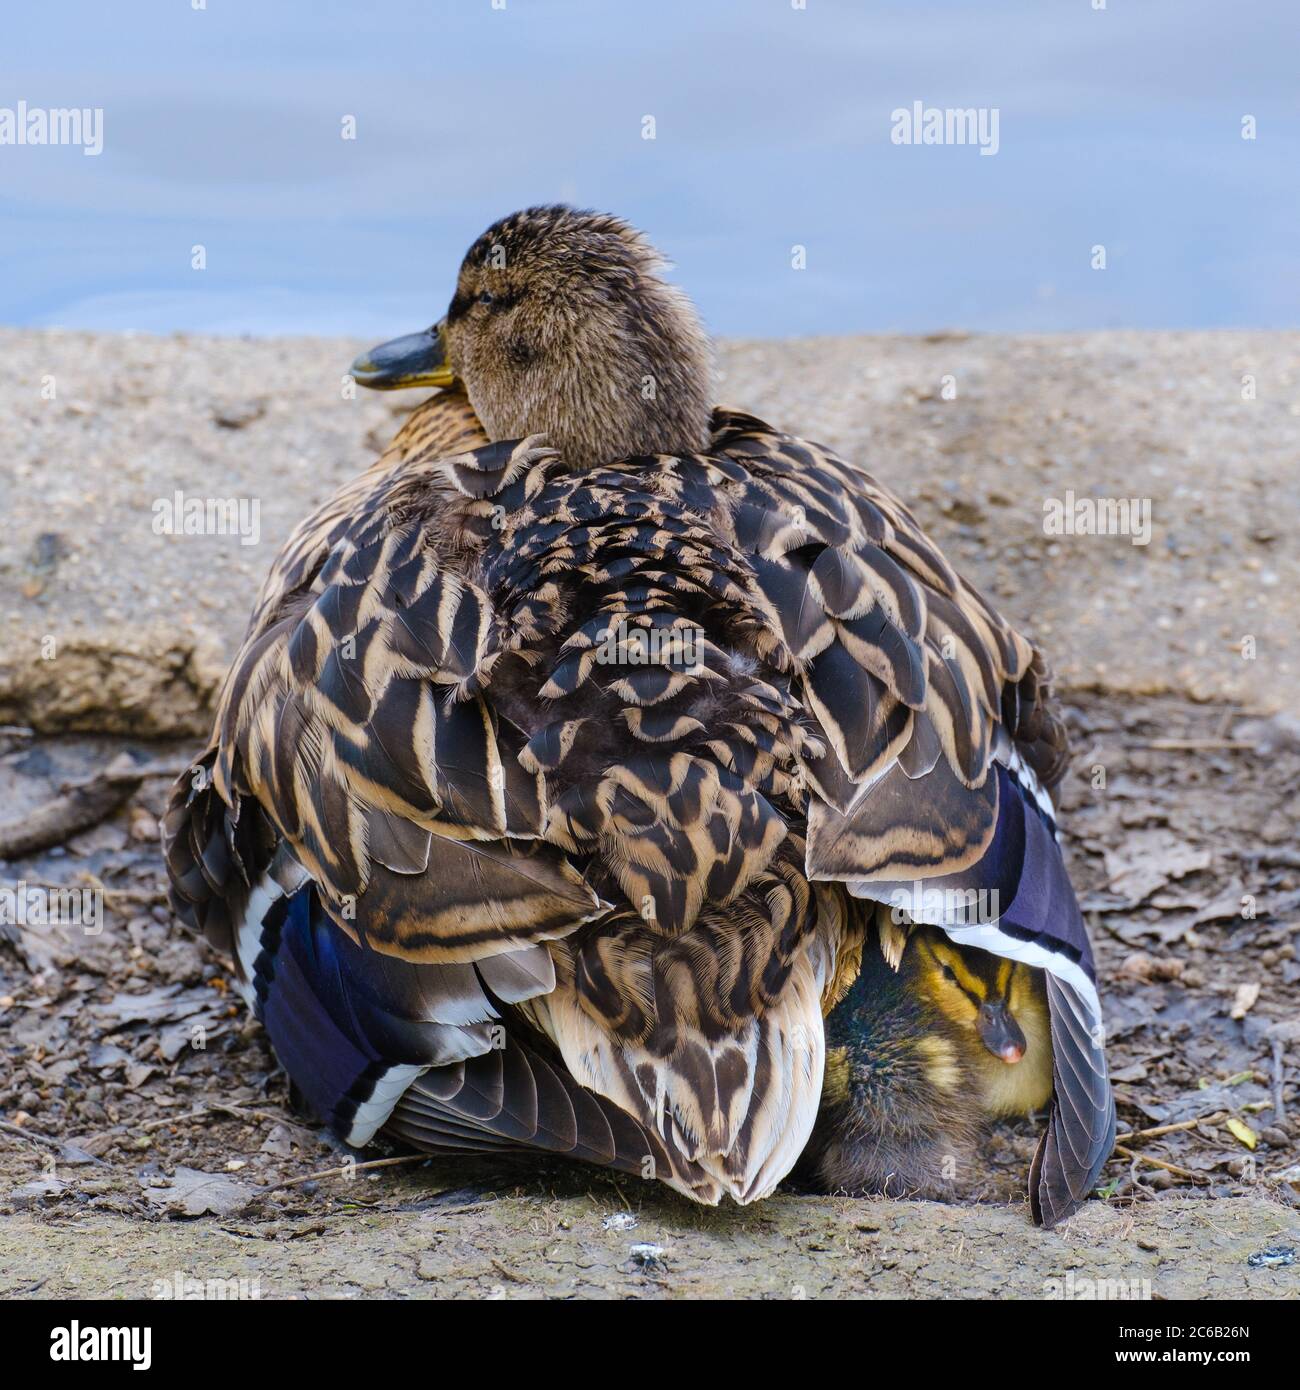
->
{"left": 801, "top": 912, "right": 1053, "bottom": 1200}
{"left": 164, "top": 204, "right": 1114, "bottom": 1223}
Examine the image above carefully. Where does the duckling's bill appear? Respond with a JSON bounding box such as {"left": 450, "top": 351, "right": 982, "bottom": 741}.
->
{"left": 976, "top": 1000, "right": 1027, "bottom": 1064}
{"left": 350, "top": 320, "right": 456, "bottom": 389}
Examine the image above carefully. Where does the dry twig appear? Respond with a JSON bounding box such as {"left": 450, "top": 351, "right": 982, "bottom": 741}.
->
{"left": 1116, "top": 1111, "right": 1228, "bottom": 1143}
{"left": 1114, "top": 1144, "right": 1209, "bottom": 1183}
{"left": 264, "top": 1153, "right": 429, "bottom": 1189}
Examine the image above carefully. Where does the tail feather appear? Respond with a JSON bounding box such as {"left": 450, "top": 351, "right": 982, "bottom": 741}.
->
{"left": 225, "top": 872, "right": 701, "bottom": 1193}
{"left": 385, "top": 1040, "right": 682, "bottom": 1184}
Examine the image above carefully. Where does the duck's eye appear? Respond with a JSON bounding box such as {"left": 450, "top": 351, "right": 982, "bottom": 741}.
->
{"left": 477, "top": 290, "right": 495, "bottom": 307}
{"left": 941, "top": 964, "right": 958, "bottom": 984}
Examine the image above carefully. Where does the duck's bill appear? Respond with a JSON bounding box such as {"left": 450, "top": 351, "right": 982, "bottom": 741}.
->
{"left": 977, "top": 1001, "right": 1027, "bottom": 1064}
{"left": 349, "top": 320, "right": 456, "bottom": 390}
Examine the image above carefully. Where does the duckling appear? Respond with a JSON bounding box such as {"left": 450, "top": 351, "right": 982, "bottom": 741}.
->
{"left": 166, "top": 205, "right": 1113, "bottom": 1221}
{"left": 804, "top": 919, "right": 1053, "bottom": 1201}
{"left": 909, "top": 923, "right": 1053, "bottom": 1117}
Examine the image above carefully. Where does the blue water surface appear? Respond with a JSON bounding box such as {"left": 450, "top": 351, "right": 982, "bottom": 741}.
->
{"left": 2, "top": 0, "right": 1296, "bottom": 338}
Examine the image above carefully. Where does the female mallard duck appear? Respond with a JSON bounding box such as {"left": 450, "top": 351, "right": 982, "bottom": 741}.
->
{"left": 802, "top": 914, "right": 1054, "bottom": 1200}
{"left": 164, "top": 205, "right": 1113, "bottom": 1223}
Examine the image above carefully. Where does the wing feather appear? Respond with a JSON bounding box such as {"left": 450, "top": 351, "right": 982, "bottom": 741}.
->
{"left": 167, "top": 393, "right": 1101, "bottom": 1216}
{"left": 705, "top": 410, "right": 1110, "bottom": 1222}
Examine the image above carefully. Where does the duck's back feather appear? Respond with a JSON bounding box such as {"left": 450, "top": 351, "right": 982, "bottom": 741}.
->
{"left": 165, "top": 394, "right": 1111, "bottom": 1217}
{"left": 702, "top": 409, "right": 1112, "bottom": 1223}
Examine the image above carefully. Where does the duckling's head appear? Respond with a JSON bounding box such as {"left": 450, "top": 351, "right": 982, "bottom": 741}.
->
{"left": 910, "top": 928, "right": 1033, "bottom": 1065}
{"left": 351, "top": 205, "right": 713, "bottom": 469}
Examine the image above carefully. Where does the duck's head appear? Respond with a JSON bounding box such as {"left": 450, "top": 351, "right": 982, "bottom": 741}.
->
{"left": 350, "top": 205, "right": 713, "bottom": 469}
{"left": 910, "top": 928, "right": 1033, "bottom": 1065}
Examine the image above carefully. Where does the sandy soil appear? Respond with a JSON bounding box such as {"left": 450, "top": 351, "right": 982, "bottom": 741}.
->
{"left": 3, "top": 1191, "right": 1295, "bottom": 1301}
{"left": 2, "top": 328, "right": 1297, "bottom": 733}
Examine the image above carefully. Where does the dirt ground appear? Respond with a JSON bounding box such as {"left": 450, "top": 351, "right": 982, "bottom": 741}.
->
{"left": 2, "top": 692, "right": 1297, "bottom": 1299}
{"left": 3, "top": 1194, "right": 1294, "bottom": 1301}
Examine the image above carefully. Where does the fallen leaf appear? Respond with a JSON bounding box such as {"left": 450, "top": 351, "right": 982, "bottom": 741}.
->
{"left": 259, "top": 1124, "right": 300, "bottom": 1159}
{"left": 1119, "top": 951, "right": 1184, "bottom": 983}
{"left": 1111, "top": 911, "right": 1197, "bottom": 946}
{"left": 1103, "top": 830, "right": 1211, "bottom": 904}
{"left": 1229, "top": 983, "right": 1260, "bottom": 1020}
{"left": 1225, "top": 1118, "right": 1257, "bottom": 1150}
{"left": 87, "top": 1042, "right": 131, "bottom": 1071}
{"left": 57, "top": 1143, "right": 100, "bottom": 1166}
{"left": 141, "top": 1166, "right": 254, "bottom": 1218}
{"left": 211, "top": 399, "right": 266, "bottom": 430}
{"left": 1109, "top": 1061, "right": 1150, "bottom": 1083}
{"left": 158, "top": 1014, "right": 228, "bottom": 1061}
{"left": 97, "top": 985, "right": 212, "bottom": 1025}
{"left": 125, "top": 1062, "right": 156, "bottom": 1088}
{"left": 1193, "top": 881, "right": 1248, "bottom": 926}
{"left": 9, "top": 1177, "right": 67, "bottom": 1203}
{"left": 1138, "top": 1081, "right": 1273, "bottom": 1125}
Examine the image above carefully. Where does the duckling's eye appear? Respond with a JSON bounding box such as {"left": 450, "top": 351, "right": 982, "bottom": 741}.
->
{"left": 941, "top": 964, "right": 958, "bottom": 984}
{"left": 477, "top": 290, "right": 495, "bottom": 307}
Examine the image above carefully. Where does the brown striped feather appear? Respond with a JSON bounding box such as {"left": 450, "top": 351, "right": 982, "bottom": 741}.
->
{"left": 164, "top": 392, "right": 1067, "bottom": 1203}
